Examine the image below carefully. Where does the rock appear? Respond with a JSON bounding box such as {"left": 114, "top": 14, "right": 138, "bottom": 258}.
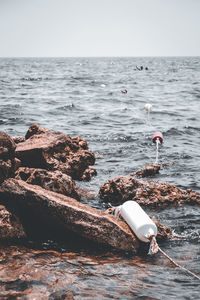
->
{"left": 12, "top": 136, "right": 25, "bottom": 144}
{"left": 0, "top": 178, "right": 139, "bottom": 251}
{"left": 13, "top": 158, "right": 21, "bottom": 172}
{"left": 133, "top": 164, "right": 160, "bottom": 177}
{"left": 81, "top": 167, "right": 97, "bottom": 181}
{"left": 15, "top": 124, "right": 96, "bottom": 181}
{"left": 0, "top": 204, "right": 26, "bottom": 240}
{"left": 25, "top": 123, "right": 49, "bottom": 139}
{"left": 151, "top": 216, "right": 172, "bottom": 240}
{"left": 15, "top": 167, "right": 80, "bottom": 200}
{"left": 0, "top": 131, "right": 16, "bottom": 183}
{"left": 49, "top": 290, "right": 74, "bottom": 300}
{"left": 99, "top": 174, "right": 200, "bottom": 209}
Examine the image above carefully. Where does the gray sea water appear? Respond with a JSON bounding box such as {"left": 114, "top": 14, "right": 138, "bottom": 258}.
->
{"left": 0, "top": 57, "right": 199, "bottom": 299}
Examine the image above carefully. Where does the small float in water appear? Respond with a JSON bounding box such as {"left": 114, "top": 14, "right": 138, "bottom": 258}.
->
{"left": 152, "top": 131, "right": 163, "bottom": 164}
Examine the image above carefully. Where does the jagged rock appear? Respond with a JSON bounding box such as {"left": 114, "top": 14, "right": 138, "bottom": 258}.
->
{"left": 151, "top": 216, "right": 172, "bottom": 240}
{"left": 13, "top": 158, "right": 21, "bottom": 172}
{"left": 133, "top": 164, "right": 160, "bottom": 177}
{"left": 0, "top": 178, "right": 139, "bottom": 251}
{"left": 12, "top": 136, "right": 25, "bottom": 144}
{"left": 81, "top": 167, "right": 97, "bottom": 181}
{"left": 0, "top": 131, "right": 16, "bottom": 183}
{"left": 0, "top": 204, "right": 26, "bottom": 240}
{"left": 15, "top": 167, "right": 80, "bottom": 200}
{"left": 25, "top": 123, "right": 49, "bottom": 139}
{"left": 15, "top": 124, "right": 96, "bottom": 181}
{"left": 99, "top": 174, "right": 200, "bottom": 209}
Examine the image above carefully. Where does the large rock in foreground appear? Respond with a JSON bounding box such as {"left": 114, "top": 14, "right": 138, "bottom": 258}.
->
{"left": 0, "top": 179, "right": 138, "bottom": 251}
{"left": 0, "top": 179, "right": 171, "bottom": 250}
{"left": 0, "top": 204, "right": 26, "bottom": 240}
{"left": 15, "top": 124, "right": 96, "bottom": 181}
{"left": 99, "top": 174, "right": 200, "bottom": 209}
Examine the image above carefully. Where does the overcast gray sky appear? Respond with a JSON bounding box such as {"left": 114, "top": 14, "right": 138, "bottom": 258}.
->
{"left": 0, "top": 0, "right": 200, "bottom": 57}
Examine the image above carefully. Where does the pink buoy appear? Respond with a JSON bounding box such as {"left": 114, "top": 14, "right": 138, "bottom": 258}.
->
{"left": 152, "top": 131, "right": 163, "bottom": 144}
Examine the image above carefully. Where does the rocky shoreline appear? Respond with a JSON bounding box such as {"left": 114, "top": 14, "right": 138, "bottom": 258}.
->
{"left": 0, "top": 124, "right": 199, "bottom": 251}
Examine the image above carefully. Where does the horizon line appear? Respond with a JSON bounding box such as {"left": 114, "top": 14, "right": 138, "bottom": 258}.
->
{"left": 0, "top": 55, "right": 200, "bottom": 59}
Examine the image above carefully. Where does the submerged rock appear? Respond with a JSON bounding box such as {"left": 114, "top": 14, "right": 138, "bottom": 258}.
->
{"left": 15, "top": 167, "right": 80, "bottom": 200}
{"left": 0, "top": 131, "right": 16, "bottom": 183}
{"left": 0, "top": 178, "right": 139, "bottom": 251}
{"left": 99, "top": 174, "right": 200, "bottom": 209}
{"left": 15, "top": 124, "right": 96, "bottom": 181}
{"left": 133, "top": 164, "right": 160, "bottom": 177}
{"left": 0, "top": 204, "right": 26, "bottom": 240}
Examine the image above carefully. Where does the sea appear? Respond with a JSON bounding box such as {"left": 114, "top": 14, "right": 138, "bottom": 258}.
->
{"left": 0, "top": 57, "right": 199, "bottom": 299}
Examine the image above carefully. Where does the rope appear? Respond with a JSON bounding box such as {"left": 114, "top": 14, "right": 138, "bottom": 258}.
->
{"left": 149, "top": 236, "right": 200, "bottom": 280}
{"left": 155, "top": 139, "right": 159, "bottom": 164}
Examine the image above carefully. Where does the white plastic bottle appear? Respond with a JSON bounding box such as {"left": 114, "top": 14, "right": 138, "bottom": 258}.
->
{"left": 120, "top": 200, "right": 157, "bottom": 243}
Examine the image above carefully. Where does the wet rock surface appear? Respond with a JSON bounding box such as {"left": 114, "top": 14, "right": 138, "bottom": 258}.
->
{"left": 0, "top": 131, "right": 16, "bottom": 183}
{"left": 0, "top": 204, "right": 26, "bottom": 240}
{"left": 133, "top": 163, "right": 160, "bottom": 177}
{"left": 15, "top": 167, "right": 80, "bottom": 200}
{"left": 0, "top": 127, "right": 172, "bottom": 249}
{"left": 15, "top": 124, "right": 96, "bottom": 181}
{"left": 49, "top": 290, "right": 75, "bottom": 300}
{"left": 99, "top": 174, "right": 200, "bottom": 208}
{"left": 150, "top": 216, "right": 172, "bottom": 240}
{"left": 0, "top": 178, "right": 140, "bottom": 251}
{"left": 81, "top": 167, "right": 97, "bottom": 181}
{"left": 12, "top": 136, "right": 25, "bottom": 144}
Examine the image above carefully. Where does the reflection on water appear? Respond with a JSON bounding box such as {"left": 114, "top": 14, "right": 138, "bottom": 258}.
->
{"left": 0, "top": 235, "right": 199, "bottom": 299}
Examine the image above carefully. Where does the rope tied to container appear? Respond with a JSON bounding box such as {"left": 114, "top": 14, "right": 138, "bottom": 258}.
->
{"left": 148, "top": 235, "right": 159, "bottom": 255}
{"left": 107, "top": 201, "right": 200, "bottom": 280}
{"left": 148, "top": 236, "right": 200, "bottom": 280}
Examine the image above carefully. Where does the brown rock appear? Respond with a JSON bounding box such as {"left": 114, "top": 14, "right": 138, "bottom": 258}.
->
{"left": 13, "top": 158, "right": 22, "bottom": 172}
{"left": 151, "top": 216, "right": 172, "bottom": 240}
{"left": 0, "top": 204, "right": 26, "bottom": 240}
{"left": 81, "top": 167, "right": 97, "bottom": 181}
{"left": 99, "top": 174, "right": 200, "bottom": 209}
{"left": 15, "top": 167, "right": 80, "bottom": 200}
{"left": 25, "top": 123, "right": 50, "bottom": 139}
{"left": 133, "top": 163, "right": 160, "bottom": 177}
{"left": 0, "top": 131, "right": 16, "bottom": 183}
{"left": 0, "top": 178, "right": 139, "bottom": 251}
{"left": 12, "top": 136, "right": 25, "bottom": 144}
{"left": 15, "top": 124, "right": 96, "bottom": 181}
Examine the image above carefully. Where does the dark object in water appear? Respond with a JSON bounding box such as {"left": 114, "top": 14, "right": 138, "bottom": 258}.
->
{"left": 133, "top": 164, "right": 160, "bottom": 178}
{"left": 121, "top": 89, "right": 127, "bottom": 94}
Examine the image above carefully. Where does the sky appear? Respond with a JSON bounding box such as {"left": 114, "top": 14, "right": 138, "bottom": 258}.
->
{"left": 0, "top": 0, "right": 200, "bottom": 57}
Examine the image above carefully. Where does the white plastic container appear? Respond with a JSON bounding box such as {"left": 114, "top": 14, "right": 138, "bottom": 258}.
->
{"left": 120, "top": 200, "right": 157, "bottom": 243}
